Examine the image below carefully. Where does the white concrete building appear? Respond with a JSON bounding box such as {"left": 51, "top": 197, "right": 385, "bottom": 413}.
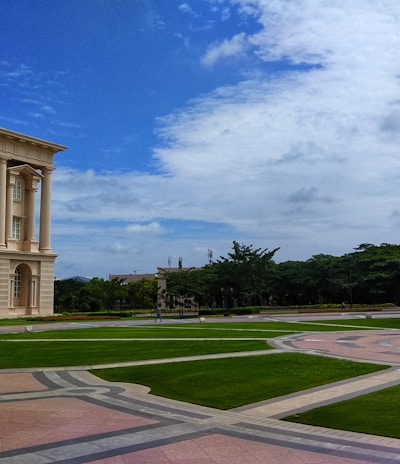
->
{"left": 0, "top": 129, "right": 66, "bottom": 318}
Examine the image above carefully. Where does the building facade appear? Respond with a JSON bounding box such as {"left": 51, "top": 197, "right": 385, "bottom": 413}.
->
{"left": 0, "top": 129, "right": 66, "bottom": 318}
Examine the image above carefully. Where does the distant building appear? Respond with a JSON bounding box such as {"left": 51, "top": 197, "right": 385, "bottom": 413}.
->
{"left": 109, "top": 273, "right": 156, "bottom": 284}
{"left": 0, "top": 129, "right": 66, "bottom": 318}
{"left": 156, "top": 266, "right": 193, "bottom": 295}
{"left": 110, "top": 269, "right": 201, "bottom": 310}
{"left": 157, "top": 267, "right": 201, "bottom": 310}
{"left": 59, "top": 276, "right": 91, "bottom": 283}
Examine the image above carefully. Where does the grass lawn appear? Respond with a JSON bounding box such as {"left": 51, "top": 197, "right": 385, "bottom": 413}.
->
{"left": 92, "top": 353, "right": 387, "bottom": 409}
{"left": 0, "top": 339, "right": 268, "bottom": 368}
{"left": 0, "top": 319, "right": 378, "bottom": 341}
{"left": 0, "top": 326, "right": 295, "bottom": 339}
{"left": 284, "top": 383, "right": 400, "bottom": 439}
{"left": 169, "top": 321, "right": 374, "bottom": 332}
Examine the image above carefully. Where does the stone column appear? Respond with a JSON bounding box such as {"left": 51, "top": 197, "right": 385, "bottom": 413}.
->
{"left": 39, "top": 168, "right": 53, "bottom": 253}
{"left": 6, "top": 177, "right": 13, "bottom": 241}
{"left": 25, "top": 180, "right": 38, "bottom": 242}
{"left": 0, "top": 158, "right": 7, "bottom": 248}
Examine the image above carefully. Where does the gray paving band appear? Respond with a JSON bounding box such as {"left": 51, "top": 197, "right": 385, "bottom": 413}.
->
{"left": 0, "top": 422, "right": 167, "bottom": 461}
{"left": 235, "top": 421, "right": 399, "bottom": 453}
{"left": 81, "top": 393, "right": 212, "bottom": 420}
{"left": 33, "top": 371, "right": 63, "bottom": 390}
{"left": 0, "top": 423, "right": 214, "bottom": 464}
{"left": 219, "top": 428, "right": 400, "bottom": 464}
{"left": 3, "top": 420, "right": 398, "bottom": 464}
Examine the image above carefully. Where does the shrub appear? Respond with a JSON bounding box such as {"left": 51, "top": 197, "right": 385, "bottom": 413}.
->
{"left": 26, "top": 315, "right": 121, "bottom": 322}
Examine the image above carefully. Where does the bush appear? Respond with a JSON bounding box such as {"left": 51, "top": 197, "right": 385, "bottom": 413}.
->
{"left": 67, "top": 310, "right": 133, "bottom": 318}
{"left": 198, "top": 307, "right": 257, "bottom": 316}
{"left": 26, "top": 315, "right": 121, "bottom": 322}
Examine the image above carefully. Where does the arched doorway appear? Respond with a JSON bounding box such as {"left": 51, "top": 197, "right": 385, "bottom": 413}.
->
{"left": 13, "top": 264, "right": 33, "bottom": 313}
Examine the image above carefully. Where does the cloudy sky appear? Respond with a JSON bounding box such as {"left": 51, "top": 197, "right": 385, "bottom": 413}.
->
{"left": 1, "top": 0, "right": 400, "bottom": 279}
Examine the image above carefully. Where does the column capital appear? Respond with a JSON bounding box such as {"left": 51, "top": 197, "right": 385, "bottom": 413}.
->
{"left": 41, "top": 166, "right": 54, "bottom": 175}
{"left": 25, "top": 177, "right": 40, "bottom": 191}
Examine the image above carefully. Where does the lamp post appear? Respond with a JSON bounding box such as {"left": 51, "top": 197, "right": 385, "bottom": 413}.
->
{"left": 221, "top": 287, "right": 233, "bottom": 317}
{"left": 348, "top": 256, "right": 353, "bottom": 310}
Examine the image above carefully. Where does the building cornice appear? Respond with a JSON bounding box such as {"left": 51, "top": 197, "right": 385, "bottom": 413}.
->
{"left": 0, "top": 128, "right": 67, "bottom": 153}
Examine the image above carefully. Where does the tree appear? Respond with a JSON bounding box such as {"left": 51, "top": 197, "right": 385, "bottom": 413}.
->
{"left": 271, "top": 260, "right": 313, "bottom": 305}
{"left": 126, "top": 278, "right": 158, "bottom": 309}
{"left": 272, "top": 243, "right": 400, "bottom": 306}
{"left": 349, "top": 243, "right": 400, "bottom": 304}
{"left": 54, "top": 278, "right": 87, "bottom": 312}
{"left": 305, "top": 254, "right": 346, "bottom": 304}
{"left": 213, "top": 241, "right": 280, "bottom": 307}
{"left": 83, "top": 277, "right": 126, "bottom": 311}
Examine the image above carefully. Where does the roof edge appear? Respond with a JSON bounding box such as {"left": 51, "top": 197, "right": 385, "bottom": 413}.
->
{"left": 0, "top": 128, "right": 68, "bottom": 152}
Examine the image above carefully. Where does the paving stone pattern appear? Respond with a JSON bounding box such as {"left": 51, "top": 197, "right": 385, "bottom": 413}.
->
{"left": 1, "top": 314, "right": 400, "bottom": 463}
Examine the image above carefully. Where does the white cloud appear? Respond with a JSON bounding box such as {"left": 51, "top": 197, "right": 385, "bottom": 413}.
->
{"left": 201, "top": 32, "right": 249, "bottom": 66}
{"left": 125, "top": 222, "right": 166, "bottom": 235}
{"left": 179, "top": 3, "right": 196, "bottom": 16}
{"left": 51, "top": 0, "right": 400, "bottom": 278}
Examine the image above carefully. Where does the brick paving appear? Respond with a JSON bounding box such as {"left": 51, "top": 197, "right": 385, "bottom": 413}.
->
{"left": 1, "top": 314, "right": 400, "bottom": 463}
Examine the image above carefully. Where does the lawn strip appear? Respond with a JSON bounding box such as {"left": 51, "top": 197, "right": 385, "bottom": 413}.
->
{"left": 0, "top": 339, "right": 268, "bottom": 369}
{"left": 163, "top": 322, "right": 373, "bottom": 332}
{"left": 92, "top": 353, "right": 386, "bottom": 410}
{"left": 0, "top": 321, "right": 371, "bottom": 340}
{"left": 0, "top": 327, "right": 296, "bottom": 339}
{"left": 284, "top": 383, "right": 400, "bottom": 439}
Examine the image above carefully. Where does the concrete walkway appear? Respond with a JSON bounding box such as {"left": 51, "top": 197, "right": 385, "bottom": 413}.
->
{"left": 1, "top": 315, "right": 400, "bottom": 463}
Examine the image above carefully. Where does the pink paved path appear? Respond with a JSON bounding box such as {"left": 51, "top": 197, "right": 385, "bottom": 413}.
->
{"left": 280, "top": 329, "right": 400, "bottom": 364}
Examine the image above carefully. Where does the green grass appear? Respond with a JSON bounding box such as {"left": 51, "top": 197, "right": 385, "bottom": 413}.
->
{"left": 171, "top": 321, "right": 374, "bottom": 332}
{"left": 0, "top": 319, "right": 46, "bottom": 326}
{"left": 92, "top": 353, "right": 387, "bottom": 409}
{"left": 0, "top": 326, "right": 294, "bottom": 339}
{"left": 0, "top": 339, "right": 268, "bottom": 368}
{"left": 0, "top": 320, "right": 364, "bottom": 341}
{"left": 284, "top": 383, "right": 400, "bottom": 439}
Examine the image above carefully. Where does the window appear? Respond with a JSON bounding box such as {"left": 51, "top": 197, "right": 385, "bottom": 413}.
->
{"left": 12, "top": 217, "right": 21, "bottom": 240}
{"left": 13, "top": 179, "right": 22, "bottom": 201}
{"left": 14, "top": 268, "right": 21, "bottom": 298}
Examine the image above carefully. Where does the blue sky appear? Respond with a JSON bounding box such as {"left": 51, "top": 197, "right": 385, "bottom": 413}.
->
{"left": 2, "top": 0, "right": 400, "bottom": 279}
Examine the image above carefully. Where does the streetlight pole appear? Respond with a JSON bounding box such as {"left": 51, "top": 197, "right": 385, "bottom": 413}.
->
{"left": 348, "top": 256, "right": 353, "bottom": 310}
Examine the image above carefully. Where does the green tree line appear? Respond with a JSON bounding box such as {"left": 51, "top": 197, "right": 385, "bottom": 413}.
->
{"left": 161, "top": 242, "right": 400, "bottom": 309}
{"left": 54, "top": 242, "right": 400, "bottom": 312}
{"left": 54, "top": 276, "right": 158, "bottom": 313}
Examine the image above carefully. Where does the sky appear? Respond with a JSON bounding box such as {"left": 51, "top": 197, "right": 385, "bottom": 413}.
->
{"left": 1, "top": 0, "right": 400, "bottom": 279}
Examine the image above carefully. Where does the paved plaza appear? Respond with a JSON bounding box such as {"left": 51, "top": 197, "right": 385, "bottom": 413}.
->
{"left": 1, "top": 313, "right": 400, "bottom": 463}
